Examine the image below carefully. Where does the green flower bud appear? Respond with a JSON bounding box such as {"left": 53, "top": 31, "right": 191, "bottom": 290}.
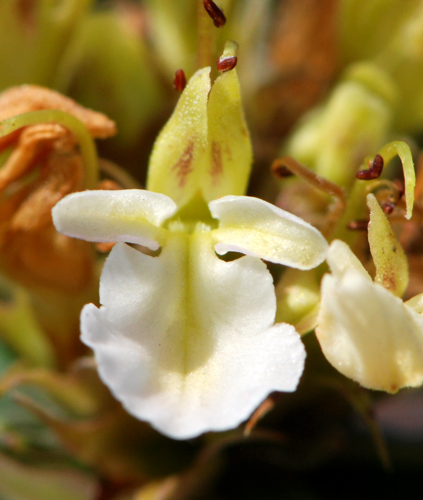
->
{"left": 284, "top": 63, "right": 396, "bottom": 189}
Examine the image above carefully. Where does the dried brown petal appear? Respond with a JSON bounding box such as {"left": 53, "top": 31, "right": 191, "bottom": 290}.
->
{"left": 11, "top": 145, "right": 84, "bottom": 231}
{"left": 0, "top": 123, "right": 68, "bottom": 191}
{"left": 0, "top": 147, "right": 94, "bottom": 292}
{"left": 0, "top": 85, "right": 117, "bottom": 293}
{"left": 0, "top": 85, "right": 116, "bottom": 138}
{"left": 0, "top": 227, "right": 94, "bottom": 293}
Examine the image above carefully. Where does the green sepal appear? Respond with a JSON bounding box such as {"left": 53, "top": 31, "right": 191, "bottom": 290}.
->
{"left": 367, "top": 193, "right": 408, "bottom": 297}
{"left": 147, "top": 63, "right": 252, "bottom": 212}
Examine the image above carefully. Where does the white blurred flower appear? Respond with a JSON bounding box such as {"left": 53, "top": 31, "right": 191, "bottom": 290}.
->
{"left": 316, "top": 237, "right": 423, "bottom": 393}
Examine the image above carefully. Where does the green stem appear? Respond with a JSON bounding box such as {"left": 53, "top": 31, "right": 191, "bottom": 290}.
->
{"left": 329, "top": 179, "right": 369, "bottom": 245}
{"left": 0, "top": 286, "right": 56, "bottom": 369}
{"left": 0, "top": 110, "right": 98, "bottom": 189}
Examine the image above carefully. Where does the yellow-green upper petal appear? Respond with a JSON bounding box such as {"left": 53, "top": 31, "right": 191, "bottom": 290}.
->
{"left": 210, "top": 195, "right": 328, "bottom": 270}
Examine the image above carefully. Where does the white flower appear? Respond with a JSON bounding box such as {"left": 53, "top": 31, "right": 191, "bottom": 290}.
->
{"left": 316, "top": 238, "right": 423, "bottom": 393}
{"left": 53, "top": 189, "right": 327, "bottom": 439}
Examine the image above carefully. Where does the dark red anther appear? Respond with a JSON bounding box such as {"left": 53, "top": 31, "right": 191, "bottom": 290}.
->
{"left": 173, "top": 69, "right": 187, "bottom": 92}
{"left": 217, "top": 55, "right": 238, "bottom": 72}
{"left": 271, "top": 164, "right": 294, "bottom": 178}
{"left": 382, "top": 201, "right": 395, "bottom": 214}
{"left": 356, "top": 154, "right": 384, "bottom": 180}
{"left": 203, "top": 0, "right": 226, "bottom": 27}
{"left": 347, "top": 220, "right": 368, "bottom": 231}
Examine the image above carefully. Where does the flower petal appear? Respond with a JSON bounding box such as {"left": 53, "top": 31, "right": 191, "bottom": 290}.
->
{"left": 367, "top": 193, "right": 408, "bottom": 296}
{"left": 209, "top": 195, "right": 328, "bottom": 269}
{"left": 52, "top": 190, "right": 176, "bottom": 250}
{"left": 326, "top": 239, "right": 371, "bottom": 281}
{"left": 202, "top": 68, "right": 252, "bottom": 201}
{"left": 377, "top": 141, "right": 415, "bottom": 220}
{"left": 405, "top": 293, "right": 423, "bottom": 315}
{"left": 146, "top": 65, "right": 253, "bottom": 211}
{"left": 146, "top": 67, "right": 210, "bottom": 209}
{"left": 81, "top": 233, "right": 305, "bottom": 439}
{"left": 316, "top": 270, "right": 423, "bottom": 392}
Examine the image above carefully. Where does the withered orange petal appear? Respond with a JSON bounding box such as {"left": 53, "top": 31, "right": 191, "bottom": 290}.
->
{"left": 0, "top": 227, "right": 94, "bottom": 293}
{"left": 0, "top": 124, "right": 70, "bottom": 191}
{"left": 10, "top": 148, "right": 84, "bottom": 231}
{"left": 0, "top": 85, "right": 116, "bottom": 138}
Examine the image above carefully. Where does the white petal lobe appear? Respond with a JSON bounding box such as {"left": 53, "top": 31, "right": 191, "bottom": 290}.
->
{"left": 81, "top": 235, "right": 305, "bottom": 439}
{"left": 326, "top": 239, "right": 371, "bottom": 281}
{"left": 316, "top": 271, "right": 423, "bottom": 392}
{"left": 52, "top": 190, "right": 176, "bottom": 249}
{"left": 210, "top": 196, "right": 328, "bottom": 269}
